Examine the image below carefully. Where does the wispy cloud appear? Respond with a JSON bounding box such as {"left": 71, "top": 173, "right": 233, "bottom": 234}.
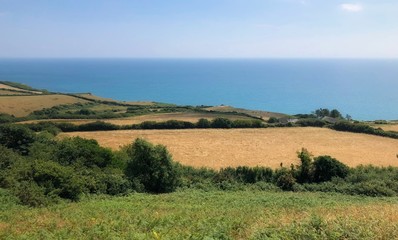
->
{"left": 340, "top": 3, "right": 363, "bottom": 12}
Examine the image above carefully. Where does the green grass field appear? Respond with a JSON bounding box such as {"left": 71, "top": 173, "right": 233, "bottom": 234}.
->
{"left": 1, "top": 189, "right": 398, "bottom": 239}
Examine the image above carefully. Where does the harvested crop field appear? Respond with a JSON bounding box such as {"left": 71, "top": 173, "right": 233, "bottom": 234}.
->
{"left": 0, "top": 83, "right": 42, "bottom": 94}
{"left": 378, "top": 124, "right": 398, "bottom": 132}
{"left": 0, "top": 94, "right": 89, "bottom": 117}
{"left": 61, "top": 127, "right": 398, "bottom": 169}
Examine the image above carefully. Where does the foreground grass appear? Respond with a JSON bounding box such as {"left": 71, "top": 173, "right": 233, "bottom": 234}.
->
{"left": 1, "top": 189, "right": 398, "bottom": 239}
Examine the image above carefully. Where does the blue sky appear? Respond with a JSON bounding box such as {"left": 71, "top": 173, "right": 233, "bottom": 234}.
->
{"left": 0, "top": 0, "right": 397, "bottom": 58}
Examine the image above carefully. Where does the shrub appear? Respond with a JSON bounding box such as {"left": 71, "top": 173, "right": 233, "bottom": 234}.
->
{"left": 276, "top": 171, "right": 296, "bottom": 191}
{"left": 54, "top": 137, "right": 114, "bottom": 168}
{"left": 77, "top": 121, "right": 120, "bottom": 131}
{"left": 0, "top": 124, "right": 35, "bottom": 155}
{"left": 0, "top": 113, "right": 16, "bottom": 124}
{"left": 268, "top": 117, "right": 279, "bottom": 123}
{"left": 312, "top": 156, "right": 349, "bottom": 182}
{"left": 215, "top": 166, "right": 273, "bottom": 184}
{"left": 125, "top": 138, "right": 181, "bottom": 193}
{"left": 296, "top": 119, "right": 327, "bottom": 127}
{"left": 211, "top": 118, "right": 233, "bottom": 128}
{"left": 196, "top": 118, "right": 211, "bottom": 128}
{"left": 295, "top": 148, "right": 314, "bottom": 183}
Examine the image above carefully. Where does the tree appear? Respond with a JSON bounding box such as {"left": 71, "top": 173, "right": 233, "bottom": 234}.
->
{"left": 312, "top": 156, "right": 349, "bottom": 182}
{"left": 330, "top": 109, "right": 342, "bottom": 118}
{"left": 295, "top": 148, "right": 313, "bottom": 183}
{"left": 125, "top": 138, "right": 180, "bottom": 193}
{"left": 54, "top": 137, "right": 114, "bottom": 168}
{"left": 0, "top": 124, "right": 35, "bottom": 155}
{"left": 314, "top": 108, "right": 330, "bottom": 118}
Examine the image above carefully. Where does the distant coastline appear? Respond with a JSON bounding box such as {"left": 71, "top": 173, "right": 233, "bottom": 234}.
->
{"left": 0, "top": 58, "right": 397, "bottom": 120}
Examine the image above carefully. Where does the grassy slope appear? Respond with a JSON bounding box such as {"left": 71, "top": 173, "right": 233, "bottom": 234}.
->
{"left": 0, "top": 95, "right": 90, "bottom": 117}
{"left": 1, "top": 189, "right": 398, "bottom": 239}
{"left": 61, "top": 127, "right": 398, "bottom": 169}
{"left": 0, "top": 82, "right": 270, "bottom": 122}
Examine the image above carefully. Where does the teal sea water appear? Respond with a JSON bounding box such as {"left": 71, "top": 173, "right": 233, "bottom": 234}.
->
{"left": 0, "top": 59, "right": 397, "bottom": 120}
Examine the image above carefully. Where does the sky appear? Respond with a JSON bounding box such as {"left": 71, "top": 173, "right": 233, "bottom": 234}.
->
{"left": 0, "top": 0, "right": 397, "bottom": 58}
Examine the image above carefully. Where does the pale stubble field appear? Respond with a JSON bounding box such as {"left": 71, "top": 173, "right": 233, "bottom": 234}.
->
{"left": 61, "top": 127, "right": 398, "bottom": 169}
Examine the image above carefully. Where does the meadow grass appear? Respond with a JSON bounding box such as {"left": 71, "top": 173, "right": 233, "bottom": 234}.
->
{"left": 1, "top": 189, "right": 398, "bottom": 239}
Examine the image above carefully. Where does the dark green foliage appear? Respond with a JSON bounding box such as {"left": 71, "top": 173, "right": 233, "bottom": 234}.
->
{"left": 296, "top": 119, "right": 327, "bottom": 127}
{"left": 0, "top": 145, "right": 21, "bottom": 171}
{"left": 25, "top": 121, "right": 61, "bottom": 135}
{"left": 267, "top": 117, "right": 279, "bottom": 123}
{"left": 0, "top": 113, "right": 16, "bottom": 124}
{"left": 2, "top": 159, "right": 83, "bottom": 206}
{"left": 137, "top": 120, "right": 195, "bottom": 129}
{"left": 332, "top": 121, "right": 398, "bottom": 139}
{"left": 314, "top": 108, "right": 330, "bottom": 118}
{"left": 54, "top": 137, "right": 114, "bottom": 168}
{"left": 211, "top": 118, "right": 233, "bottom": 128}
{"left": 196, "top": 118, "right": 211, "bottom": 128}
{"left": 76, "top": 109, "right": 96, "bottom": 115}
{"left": 312, "top": 156, "right": 349, "bottom": 182}
{"left": 313, "top": 108, "right": 343, "bottom": 119}
{"left": 276, "top": 171, "right": 296, "bottom": 191}
{"left": 0, "top": 124, "right": 35, "bottom": 155}
{"left": 77, "top": 121, "right": 120, "bottom": 131}
{"left": 330, "top": 109, "right": 343, "bottom": 118}
{"left": 295, "top": 148, "right": 313, "bottom": 183}
{"left": 215, "top": 166, "right": 273, "bottom": 184}
{"left": 125, "top": 138, "right": 181, "bottom": 193}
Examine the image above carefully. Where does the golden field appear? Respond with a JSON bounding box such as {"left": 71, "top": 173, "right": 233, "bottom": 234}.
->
{"left": 0, "top": 94, "right": 88, "bottom": 117}
{"left": 0, "top": 83, "right": 42, "bottom": 94}
{"left": 20, "top": 112, "right": 254, "bottom": 125}
{"left": 0, "top": 90, "right": 30, "bottom": 95}
{"left": 378, "top": 124, "right": 398, "bottom": 132}
{"left": 61, "top": 127, "right": 398, "bottom": 169}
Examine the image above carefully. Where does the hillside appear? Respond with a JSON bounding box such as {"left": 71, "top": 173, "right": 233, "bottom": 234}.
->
{"left": 0, "top": 95, "right": 90, "bottom": 117}
{"left": 0, "top": 81, "right": 277, "bottom": 122}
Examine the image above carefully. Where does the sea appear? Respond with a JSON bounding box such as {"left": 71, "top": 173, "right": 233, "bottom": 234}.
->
{"left": 0, "top": 59, "right": 397, "bottom": 121}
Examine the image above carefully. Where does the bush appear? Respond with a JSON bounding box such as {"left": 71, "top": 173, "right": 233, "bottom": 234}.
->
{"left": 296, "top": 119, "right": 327, "bottom": 127}
{"left": 295, "top": 148, "right": 313, "bottom": 183}
{"left": 267, "top": 117, "right": 279, "bottom": 123}
{"left": 0, "top": 124, "right": 35, "bottom": 155}
{"left": 312, "top": 156, "right": 349, "bottom": 182}
{"left": 276, "top": 171, "right": 296, "bottom": 191}
{"left": 54, "top": 137, "right": 115, "bottom": 168}
{"left": 215, "top": 166, "right": 273, "bottom": 184}
{"left": 125, "top": 138, "right": 181, "bottom": 193}
{"left": 211, "top": 118, "right": 233, "bottom": 128}
{"left": 0, "top": 113, "right": 16, "bottom": 124}
{"left": 3, "top": 159, "right": 83, "bottom": 206}
{"left": 332, "top": 121, "right": 398, "bottom": 139}
{"left": 77, "top": 121, "right": 120, "bottom": 131}
{"left": 196, "top": 118, "right": 211, "bottom": 128}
